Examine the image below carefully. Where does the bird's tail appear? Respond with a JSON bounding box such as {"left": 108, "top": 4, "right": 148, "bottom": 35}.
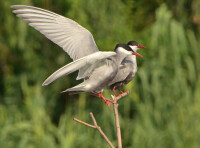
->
{"left": 61, "top": 83, "right": 87, "bottom": 93}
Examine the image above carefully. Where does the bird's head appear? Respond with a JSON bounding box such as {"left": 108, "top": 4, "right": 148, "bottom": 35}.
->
{"left": 127, "top": 41, "right": 146, "bottom": 57}
{"left": 114, "top": 44, "right": 134, "bottom": 55}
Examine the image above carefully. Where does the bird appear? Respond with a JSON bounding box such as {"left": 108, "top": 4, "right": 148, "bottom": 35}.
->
{"left": 108, "top": 41, "right": 145, "bottom": 96}
{"left": 11, "top": 5, "right": 143, "bottom": 107}
{"left": 41, "top": 43, "right": 141, "bottom": 108}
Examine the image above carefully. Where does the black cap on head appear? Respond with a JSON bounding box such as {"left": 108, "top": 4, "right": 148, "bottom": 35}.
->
{"left": 127, "top": 41, "right": 139, "bottom": 46}
{"left": 114, "top": 43, "right": 132, "bottom": 51}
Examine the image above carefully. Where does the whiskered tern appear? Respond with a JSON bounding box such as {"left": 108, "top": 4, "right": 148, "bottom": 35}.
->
{"left": 108, "top": 41, "right": 145, "bottom": 96}
{"left": 11, "top": 5, "right": 144, "bottom": 107}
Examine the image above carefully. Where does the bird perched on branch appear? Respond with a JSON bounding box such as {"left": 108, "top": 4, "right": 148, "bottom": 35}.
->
{"left": 11, "top": 5, "right": 145, "bottom": 107}
{"left": 108, "top": 41, "right": 145, "bottom": 96}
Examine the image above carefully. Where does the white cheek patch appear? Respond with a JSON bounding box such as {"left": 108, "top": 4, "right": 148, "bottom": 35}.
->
{"left": 129, "top": 45, "right": 139, "bottom": 52}
{"left": 118, "top": 47, "right": 132, "bottom": 55}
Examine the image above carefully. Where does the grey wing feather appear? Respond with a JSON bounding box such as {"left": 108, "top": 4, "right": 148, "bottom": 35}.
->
{"left": 108, "top": 64, "right": 130, "bottom": 86}
{"left": 109, "top": 55, "right": 137, "bottom": 87}
{"left": 43, "top": 52, "right": 116, "bottom": 85}
{"left": 11, "top": 5, "right": 99, "bottom": 60}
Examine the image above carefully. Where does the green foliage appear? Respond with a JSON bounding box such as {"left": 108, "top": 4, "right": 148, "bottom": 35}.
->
{"left": 0, "top": 0, "right": 200, "bottom": 148}
{"left": 132, "top": 4, "right": 200, "bottom": 147}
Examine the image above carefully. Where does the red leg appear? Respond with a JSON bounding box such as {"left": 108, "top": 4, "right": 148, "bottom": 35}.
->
{"left": 92, "top": 91, "right": 103, "bottom": 101}
{"left": 119, "top": 89, "right": 124, "bottom": 94}
{"left": 112, "top": 86, "right": 118, "bottom": 97}
{"left": 118, "top": 89, "right": 129, "bottom": 95}
{"left": 93, "top": 92, "right": 113, "bottom": 108}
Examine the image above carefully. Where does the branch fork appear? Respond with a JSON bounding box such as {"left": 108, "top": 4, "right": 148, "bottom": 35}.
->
{"left": 73, "top": 91, "right": 129, "bottom": 148}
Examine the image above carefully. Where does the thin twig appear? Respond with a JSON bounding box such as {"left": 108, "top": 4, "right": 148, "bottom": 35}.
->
{"left": 73, "top": 118, "right": 96, "bottom": 128}
{"left": 89, "top": 112, "right": 115, "bottom": 148}
{"left": 90, "top": 112, "right": 99, "bottom": 126}
{"left": 73, "top": 91, "right": 129, "bottom": 148}
{"left": 113, "top": 103, "right": 122, "bottom": 148}
{"left": 105, "top": 91, "right": 129, "bottom": 104}
{"left": 112, "top": 91, "right": 129, "bottom": 148}
{"left": 73, "top": 113, "right": 115, "bottom": 148}
{"left": 115, "top": 91, "right": 130, "bottom": 102}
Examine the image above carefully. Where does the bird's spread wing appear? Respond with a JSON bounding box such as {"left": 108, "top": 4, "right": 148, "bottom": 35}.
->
{"left": 11, "top": 5, "right": 99, "bottom": 60}
{"left": 42, "top": 52, "right": 116, "bottom": 86}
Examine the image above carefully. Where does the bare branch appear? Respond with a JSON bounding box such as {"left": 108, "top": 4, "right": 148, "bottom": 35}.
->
{"left": 113, "top": 103, "right": 122, "bottom": 148}
{"left": 73, "top": 91, "right": 129, "bottom": 148}
{"left": 90, "top": 112, "right": 115, "bottom": 148}
{"left": 73, "top": 118, "right": 96, "bottom": 128}
{"left": 105, "top": 91, "right": 129, "bottom": 104}
{"left": 112, "top": 91, "right": 129, "bottom": 102}
{"left": 112, "top": 91, "right": 129, "bottom": 148}
{"left": 74, "top": 113, "right": 115, "bottom": 148}
{"left": 90, "top": 112, "right": 98, "bottom": 126}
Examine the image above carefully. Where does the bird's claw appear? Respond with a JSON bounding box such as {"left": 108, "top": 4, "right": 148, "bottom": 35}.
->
{"left": 112, "top": 87, "right": 129, "bottom": 97}
{"left": 104, "top": 99, "right": 114, "bottom": 109}
{"left": 118, "top": 90, "right": 129, "bottom": 96}
{"left": 93, "top": 92, "right": 114, "bottom": 109}
{"left": 101, "top": 97, "right": 114, "bottom": 109}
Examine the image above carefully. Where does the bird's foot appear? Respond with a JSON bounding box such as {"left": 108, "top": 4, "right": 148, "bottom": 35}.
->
{"left": 112, "top": 86, "right": 126, "bottom": 97}
{"left": 112, "top": 87, "right": 118, "bottom": 97}
{"left": 112, "top": 87, "right": 129, "bottom": 97}
{"left": 119, "top": 89, "right": 125, "bottom": 94}
{"left": 118, "top": 89, "right": 129, "bottom": 97}
{"left": 104, "top": 100, "right": 113, "bottom": 109}
{"left": 94, "top": 92, "right": 114, "bottom": 109}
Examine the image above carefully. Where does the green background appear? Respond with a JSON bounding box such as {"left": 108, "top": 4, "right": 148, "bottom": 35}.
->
{"left": 0, "top": 0, "right": 200, "bottom": 147}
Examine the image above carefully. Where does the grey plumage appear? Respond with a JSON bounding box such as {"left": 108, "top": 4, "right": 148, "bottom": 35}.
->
{"left": 11, "top": 5, "right": 118, "bottom": 93}
{"left": 63, "top": 44, "right": 134, "bottom": 93}
{"left": 63, "top": 58, "right": 118, "bottom": 93}
{"left": 108, "top": 41, "right": 145, "bottom": 95}
{"left": 42, "top": 51, "right": 117, "bottom": 86}
{"left": 11, "top": 5, "right": 99, "bottom": 80}
{"left": 108, "top": 55, "right": 137, "bottom": 90}
{"left": 11, "top": 5, "right": 144, "bottom": 106}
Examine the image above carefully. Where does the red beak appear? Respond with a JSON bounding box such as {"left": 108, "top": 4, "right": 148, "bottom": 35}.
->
{"left": 132, "top": 52, "right": 143, "bottom": 57}
{"left": 137, "top": 45, "right": 146, "bottom": 49}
